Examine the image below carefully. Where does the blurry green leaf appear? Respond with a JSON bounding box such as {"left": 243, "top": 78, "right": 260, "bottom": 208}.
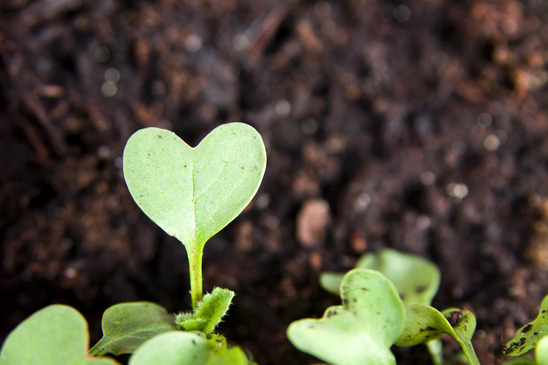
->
{"left": 536, "top": 335, "right": 548, "bottom": 365}
{"left": 128, "top": 332, "right": 250, "bottom": 365}
{"left": 288, "top": 269, "right": 405, "bottom": 365}
{"left": 503, "top": 358, "right": 536, "bottom": 365}
{"left": 319, "top": 271, "right": 344, "bottom": 296}
{"left": 89, "top": 302, "right": 178, "bottom": 356}
{"left": 204, "top": 335, "right": 254, "bottom": 365}
{"left": 0, "top": 305, "right": 117, "bottom": 365}
{"left": 504, "top": 357, "right": 538, "bottom": 365}
{"left": 395, "top": 304, "right": 480, "bottom": 365}
{"left": 129, "top": 331, "right": 209, "bottom": 365}
{"left": 504, "top": 294, "right": 548, "bottom": 356}
{"left": 426, "top": 339, "right": 443, "bottom": 365}
{"left": 320, "top": 248, "right": 440, "bottom": 306}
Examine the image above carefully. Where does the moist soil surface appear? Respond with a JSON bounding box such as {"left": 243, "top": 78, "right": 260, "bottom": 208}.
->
{"left": 2, "top": 1, "right": 548, "bottom": 364}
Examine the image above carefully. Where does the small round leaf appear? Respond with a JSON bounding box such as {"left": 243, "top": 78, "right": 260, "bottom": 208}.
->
{"left": 0, "top": 305, "right": 117, "bottom": 365}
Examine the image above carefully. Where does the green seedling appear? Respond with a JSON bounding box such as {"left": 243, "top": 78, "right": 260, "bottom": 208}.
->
{"left": 287, "top": 268, "right": 406, "bottom": 365}
{"left": 321, "top": 248, "right": 444, "bottom": 363}
{"left": 5, "top": 120, "right": 534, "bottom": 365}
{"left": 504, "top": 335, "right": 548, "bottom": 365}
{"left": 89, "top": 302, "right": 178, "bottom": 356}
{"left": 504, "top": 294, "right": 548, "bottom": 357}
{"left": 395, "top": 304, "right": 480, "bottom": 365}
{"left": 320, "top": 248, "right": 440, "bottom": 306}
{"left": 0, "top": 305, "right": 117, "bottom": 365}
{"left": 89, "top": 122, "right": 265, "bottom": 359}
{"left": 129, "top": 332, "right": 253, "bottom": 365}
{"left": 123, "top": 122, "right": 266, "bottom": 310}
{"left": 310, "top": 249, "right": 481, "bottom": 365}
{"left": 0, "top": 123, "right": 266, "bottom": 365}
{"left": 174, "top": 287, "right": 235, "bottom": 334}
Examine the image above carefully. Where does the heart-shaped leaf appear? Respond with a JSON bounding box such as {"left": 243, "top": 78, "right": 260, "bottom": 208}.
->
{"left": 287, "top": 269, "right": 405, "bottom": 365}
{"left": 123, "top": 122, "right": 266, "bottom": 249}
{"left": 123, "top": 122, "right": 266, "bottom": 308}
{"left": 504, "top": 294, "right": 548, "bottom": 356}
{"left": 89, "top": 302, "right": 178, "bottom": 356}
{"left": 320, "top": 248, "right": 440, "bottom": 306}
{"left": 395, "top": 304, "right": 480, "bottom": 365}
{"left": 0, "top": 305, "right": 117, "bottom": 365}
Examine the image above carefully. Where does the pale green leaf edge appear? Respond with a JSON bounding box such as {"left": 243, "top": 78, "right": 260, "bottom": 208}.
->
{"left": 320, "top": 248, "right": 440, "bottom": 306}
{"left": 0, "top": 304, "right": 118, "bottom": 365}
{"left": 123, "top": 122, "right": 266, "bottom": 250}
{"left": 287, "top": 269, "right": 405, "bottom": 365}
{"left": 504, "top": 294, "right": 548, "bottom": 357}
{"left": 89, "top": 302, "right": 178, "bottom": 356}
{"left": 128, "top": 332, "right": 251, "bottom": 365}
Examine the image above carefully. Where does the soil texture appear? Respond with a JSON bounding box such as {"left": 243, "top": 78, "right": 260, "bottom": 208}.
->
{"left": 2, "top": 0, "right": 548, "bottom": 364}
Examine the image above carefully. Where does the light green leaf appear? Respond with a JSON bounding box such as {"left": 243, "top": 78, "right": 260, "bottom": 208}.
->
{"left": 0, "top": 305, "right": 117, "bottom": 365}
{"left": 205, "top": 346, "right": 249, "bottom": 365}
{"left": 129, "top": 331, "right": 210, "bottom": 365}
{"left": 320, "top": 249, "right": 442, "bottom": 365}
{"left": 503, "top": 358, "right": 537, "bottom": 365}
{"left": 536, "top": 335, "right": 548, "bottom": 365}
{"left": 128, "top": 332, "right": 250, "bottom": 365}
{"left": 123, "top": 122, "right": 266, "bottom": 250}
{"left": 504, "top": 294, "right": 548, "bottom": 356}
{"left": 395, "top": 304, "right": 480, "bottom": 365}
{"left": 319, "top": 271, "right": 344, "bottom": 296}
{"left": 287, "top": 269, "right": 405, "bottom": 365}
{"left": 204, "top": 335, "right": 254, "bottom": 365}
{"left": 123, "top": 122, "right": 266, "bottom": 308}
{"left": 89, "top": 302, "right": 178, "bottom": 356}
{"left": 320, "top": 248, "right": 440, "bottom": 306}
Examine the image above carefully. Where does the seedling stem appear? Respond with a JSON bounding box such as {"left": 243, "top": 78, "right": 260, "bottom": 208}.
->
{"left": 188, "top": 245, "right": 203, "bottom": 310}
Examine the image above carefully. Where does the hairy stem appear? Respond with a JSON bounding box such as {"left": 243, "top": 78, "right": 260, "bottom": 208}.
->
{"left": 187, "top": 244, "right": 203, "bottom": 311}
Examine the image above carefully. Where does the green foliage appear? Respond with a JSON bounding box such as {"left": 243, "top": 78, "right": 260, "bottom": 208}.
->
{"left": 287, "top": 269, "right": 405, "bottom": 365}
{"left": 9, "top": 119, "right": 530, "bottom": 364}
{"left": 2, "top": 124, "right": 264, "bottom": 364}
{"left": 123, "top": 122, "right": 266, "bottom": 309}
{"left": 320, "top": 248, "right": 440, "bottom": 306}
{"left": 536, "top": 336, "right": 548, "bottom": 365}
{"left": 504, "top": 294, "right": 548, "bottom": 356}
{"left": 314, "top": 249, "right": 483, "bottom": 365}
{"left": 123, "top": 122, "right": 266, "bottom": 250}
{"left": 89, "top": 302, "right": 178, "bottom": 357}
{"left": 0, "top": 305, "right": 117, "bottom": 365}
{"left": 128, "top": 332, "right": 252, "bottom": 365}
{"left": 395, "top": 304, "right": 480, "bottom": 365}
{"left": 175, "top": 287, "right": 234, "bottom": 334}
{"left": 504, "top": 358, "right": 537, "bottom": 365}
{"left": 503, "top": 335, "right": 548, "bottom": 365}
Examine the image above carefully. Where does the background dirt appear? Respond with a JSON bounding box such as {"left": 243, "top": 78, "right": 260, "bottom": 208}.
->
{"left": 2, "top": 0, "right": 548, "bottom": 364}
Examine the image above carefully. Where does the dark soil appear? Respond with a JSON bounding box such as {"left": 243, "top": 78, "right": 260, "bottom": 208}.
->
{"left": 2, "top": 0, "right": 548, "bottom": 364}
